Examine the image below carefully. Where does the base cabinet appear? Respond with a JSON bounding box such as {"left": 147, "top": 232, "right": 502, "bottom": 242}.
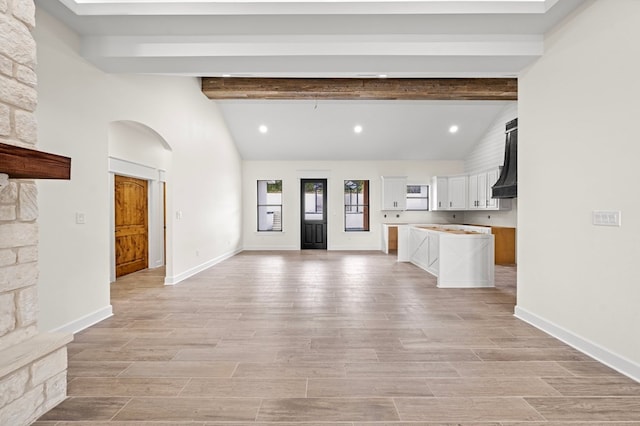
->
{"left": 490, "top": 226, "right": 516, "bottom": 265}
{"left": 381, "top": 224, "right": 399, "bottom": 254}
{"left": 407, "top": 225, "right": 494, "bottom": 288}
{"left": 382, "top": 224, "right": 410, "bottom": 262}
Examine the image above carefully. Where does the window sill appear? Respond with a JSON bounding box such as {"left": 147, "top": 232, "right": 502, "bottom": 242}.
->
{"left": 254, "top": 231, "right": 286, "bottom": 235}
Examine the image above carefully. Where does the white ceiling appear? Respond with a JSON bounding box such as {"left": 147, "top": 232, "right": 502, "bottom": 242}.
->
{"left": 220, "top": 100, "right": 511, "bottom": 160}
{"left": 36, "top": 0, "right": 585, "bottom": 160}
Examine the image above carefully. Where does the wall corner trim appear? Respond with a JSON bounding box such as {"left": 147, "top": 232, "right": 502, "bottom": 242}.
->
{"left": 514, "top": 305, "right": 640, "bottom": 383}
{"left": 50, "top": 305, "right": 114, "bottom": 335}
{"left": 164, "top": 248, "right": 243, "bottom": 285}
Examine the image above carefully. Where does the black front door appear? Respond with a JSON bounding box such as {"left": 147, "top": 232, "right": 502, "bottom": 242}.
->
{"left": 301, "top": 179, "right": 327, "bottom": 249}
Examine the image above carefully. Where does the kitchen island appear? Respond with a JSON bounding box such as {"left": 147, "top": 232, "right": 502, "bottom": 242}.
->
{"left": 404, "top": 224, "right": 495, "bottom": 288}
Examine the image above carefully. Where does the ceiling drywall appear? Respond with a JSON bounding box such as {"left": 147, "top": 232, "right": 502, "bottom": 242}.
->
{"left": 219, "top": 100, "right": 512, "bottom": 160}
{"left": 35, "top": 0, "right": 584, "bottom": 160}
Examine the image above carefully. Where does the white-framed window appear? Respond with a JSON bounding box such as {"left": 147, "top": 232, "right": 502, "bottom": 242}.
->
{"left": 406, "top": 184, "right": 429, "bottom": 211}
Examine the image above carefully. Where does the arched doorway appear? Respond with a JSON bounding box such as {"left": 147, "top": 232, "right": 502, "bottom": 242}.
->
{"left": 107, "top": 120, "right": 172, "bottom": 282}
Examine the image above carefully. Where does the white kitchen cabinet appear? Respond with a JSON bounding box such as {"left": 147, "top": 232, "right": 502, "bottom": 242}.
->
{"left": 382, "top": 223, "right": 410, "bottom": 262}
{"left": 486, "top": 168, "right": 512, "bottom": 210}
{"left": 447, "top": 175, "right": 468, "bottom": 210}
{"left": 397, "top": 225, "right": 410, "bottom": 262}
{"left": 468, "top": 172, "right": 487, "bottom": 209}
{"left": 431, "top": 175, "right": 467, "bottom": 210}
{"left": 431, "top": 176, "right": 448, "bottom": 210}
{"left": 468, "top": 169, "right": 512, "bottom": 210}
{"left": 485, "top": 169, "right": 499, "bottom": 209}
{"left": 381, "top": 176, "right": 407, "bottom": 210}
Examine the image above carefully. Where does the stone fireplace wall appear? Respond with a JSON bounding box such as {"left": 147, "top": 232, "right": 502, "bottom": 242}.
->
{"left": 0, "top": 0, "right": 71, "bottom": 424}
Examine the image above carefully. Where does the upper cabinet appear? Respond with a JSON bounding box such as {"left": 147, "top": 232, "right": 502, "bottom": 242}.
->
{"left": 431, "top": 175, "right": 467, "bottom": 210}
{"left": 468, "top": 172, "right": 487, "bottom": 210}
{"left": 431, "top": 176, "right": 448, "bottom": 210}
{"left": 381, "top": 176, "right": 407, "bottom": 210}
{"left": 383, "top": 171, "right": 511, "bottom": 212}
{"left": 468, "top": 168, "right": 512, "bottom": 211}
{"left": 448, "top": 175, "right": 468, "bottom": 210}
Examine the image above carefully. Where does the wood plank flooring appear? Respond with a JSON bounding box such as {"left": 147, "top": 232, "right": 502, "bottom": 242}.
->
{"left": 35, "top": 250, "right": 640, "bottom": 425}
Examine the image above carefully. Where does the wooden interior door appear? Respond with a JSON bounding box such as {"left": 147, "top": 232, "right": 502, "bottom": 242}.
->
{"left": 115, "top": 175, "right": 149, "bottom": 277}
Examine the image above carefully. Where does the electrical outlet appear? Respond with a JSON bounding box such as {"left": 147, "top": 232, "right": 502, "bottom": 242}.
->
{"left": 75, "top": 212, "right": 85, "bottom": 224}
{"left": 592, "top": 210, "right": 621, "bottom": 227}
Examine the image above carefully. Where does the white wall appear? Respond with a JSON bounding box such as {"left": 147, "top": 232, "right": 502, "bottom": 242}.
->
{"left": 517, "top": 0, "right": 640, "bottom": 379}
{"left": 243, "top": 160, "right": 465, "bottom": 250}
{"left": 108, "top": 121, "right": 172, "bottom": 170}
{"left": 465, "top": 102, "right": 517, "bottom": 174}
{"left": 463, "top": 102, "right": 518, "bottom": 228}
{"left": 35, "top": 8, "right": 242, "bottom": 332}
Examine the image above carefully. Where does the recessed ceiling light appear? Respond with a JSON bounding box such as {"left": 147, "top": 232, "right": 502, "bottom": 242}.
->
{"left": 378, "top": 74, "right": 388, "bottom": 78}
{"left": 449, "top": 125, "right": 459, "bottom": 134}
{"left": 259, "top": 125, "right": 268, "bottom": 134}
{"left": 354, "top": 125, "right": 363, "bottom": 134}
{"left": 222, "top": 74, "right": 231, "bottom": 77}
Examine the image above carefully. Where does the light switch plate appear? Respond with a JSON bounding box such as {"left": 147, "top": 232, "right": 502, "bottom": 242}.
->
{"left": 75, "top": 212, "right": 86, "bottom": 224}
{"left": 592, "top": 210, "right": 621, "bottom": 227}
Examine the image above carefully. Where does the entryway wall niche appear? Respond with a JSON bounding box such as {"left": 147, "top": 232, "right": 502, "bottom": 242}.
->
{"left": 108, "top": 120, "right": 172, "bottom": 283}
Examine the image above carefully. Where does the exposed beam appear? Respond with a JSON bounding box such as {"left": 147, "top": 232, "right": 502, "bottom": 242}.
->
{"left": 0, "top": 143, "right": 71, "bottom": 180}
{"left": 201, "top": 77, "right": 518, "bottom": 101}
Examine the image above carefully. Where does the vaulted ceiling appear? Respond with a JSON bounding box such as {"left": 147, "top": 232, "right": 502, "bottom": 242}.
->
{"left": 36, "top": 0, "right": 585, "bottom": 160}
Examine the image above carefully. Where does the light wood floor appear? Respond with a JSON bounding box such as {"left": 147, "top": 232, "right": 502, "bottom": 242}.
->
{"left": 36, "top": 251, "right": 640, "bottom": 425}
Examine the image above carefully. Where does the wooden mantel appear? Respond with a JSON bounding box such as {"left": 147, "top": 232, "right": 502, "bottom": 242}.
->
{"left": 0, "top": 142, "right": 71, "bottom": 180}
{"left": 201, "top": 77, "right": 518, "bottom": 101}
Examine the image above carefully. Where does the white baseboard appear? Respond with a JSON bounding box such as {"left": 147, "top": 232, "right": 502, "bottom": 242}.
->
{"left": 243, "top": 246, "right": 382, "bottom": 251}
{"left": 328, "top": 246, "right": 380, "bottom": 251}
{"left": 51, "top": 305, "right": 113, "bottom": 335}
{"left": 243, "top": 246, "right": 299, "bottom": 251}
{"left": 515, "top": 305, "right": 640, "bottom": 382}
{"left": 164, "top": 248, "right": 242, "bottom": 285}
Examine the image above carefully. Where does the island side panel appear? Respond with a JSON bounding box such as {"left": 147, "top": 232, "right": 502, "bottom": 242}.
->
{"left": 438, "top": 233, "right": 495, "bottom": 288}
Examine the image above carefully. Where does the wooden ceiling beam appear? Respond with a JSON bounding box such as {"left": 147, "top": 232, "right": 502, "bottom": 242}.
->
{"left": 201, "top": 77, "right": 517, "bottom": 101}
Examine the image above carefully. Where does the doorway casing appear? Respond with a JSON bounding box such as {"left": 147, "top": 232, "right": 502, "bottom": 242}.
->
{"left": 109, "top": 157, "right": 166, "bottom": 282}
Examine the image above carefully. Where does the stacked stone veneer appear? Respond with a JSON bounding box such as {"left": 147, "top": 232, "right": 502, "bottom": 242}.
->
{"left": 0, "top": 0, "right": 71, "bottom": 424}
